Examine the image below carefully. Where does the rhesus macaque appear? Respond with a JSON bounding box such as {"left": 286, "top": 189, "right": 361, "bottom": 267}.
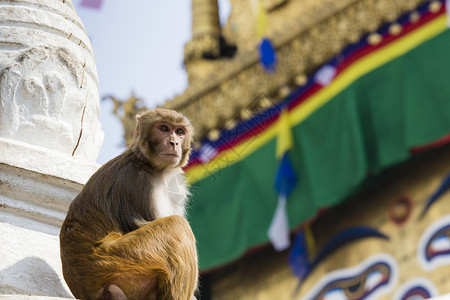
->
{"left": 60, "top": 108, "right": 198, "bottom": 300}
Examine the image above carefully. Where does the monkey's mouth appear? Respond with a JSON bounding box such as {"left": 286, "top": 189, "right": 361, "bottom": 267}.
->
{"left": 160, "top": 153, "right": 180, "bottom": 158}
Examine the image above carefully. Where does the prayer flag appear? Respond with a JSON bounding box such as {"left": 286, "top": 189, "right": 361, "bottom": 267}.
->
{"left": 80, "top": 0, "right": 103, "bottom": 10}
{"left": 268, "top": 110, "right": 297, "bottom": 251}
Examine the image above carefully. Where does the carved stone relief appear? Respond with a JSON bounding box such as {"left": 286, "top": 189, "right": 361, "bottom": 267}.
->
{"left": 0, "top": 46, "right": 102, "bottom": 162}
{"left": 0, "top": 0, "right": 103, "bottom": 163}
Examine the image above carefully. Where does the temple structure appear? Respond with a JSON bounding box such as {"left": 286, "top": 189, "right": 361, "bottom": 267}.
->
{"left": 159, "top": 0, "right": 450, "bottom": 298}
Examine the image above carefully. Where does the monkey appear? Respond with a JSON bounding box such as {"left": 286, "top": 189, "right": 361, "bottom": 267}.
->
{"left": 60, "top": 108, "right": 198, "bottom": 300}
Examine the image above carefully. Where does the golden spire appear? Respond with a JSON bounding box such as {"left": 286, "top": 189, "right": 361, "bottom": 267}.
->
{"left": 192, "top": 0, "right": 221, "bottom": 38}
{"left": 184, "top": 0, "right": 221, "bottom": 63}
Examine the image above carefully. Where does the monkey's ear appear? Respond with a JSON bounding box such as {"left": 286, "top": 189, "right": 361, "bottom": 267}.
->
{"left": 135, "top": 114, "right": 142, "bottom": 137}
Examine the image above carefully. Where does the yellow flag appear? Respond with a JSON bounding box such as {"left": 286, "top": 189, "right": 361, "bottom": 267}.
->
{"left": 276, "top": 109, "right": 293, "bottom": 159}
{"left": 256, "top": 0, "right": 268, "bottom": 39}
{"left": 305, "top": 224, "right": 316, "bottom": 256}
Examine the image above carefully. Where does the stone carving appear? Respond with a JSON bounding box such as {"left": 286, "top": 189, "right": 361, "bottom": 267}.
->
{"left": 0, "top": 0, "right": 103, "bottom": 164}
{"left": 0, "top": 46, "right": 102, "bottom": 162}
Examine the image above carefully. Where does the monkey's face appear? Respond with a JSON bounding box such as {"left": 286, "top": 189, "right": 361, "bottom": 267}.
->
{"left": 150, "top": 121, "right": 187, "bottom": 167}
{"left": 134, "top": 109, "right": 194, "bottom": 169}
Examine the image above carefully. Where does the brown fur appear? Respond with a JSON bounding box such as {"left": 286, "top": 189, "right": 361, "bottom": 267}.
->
{"left": 60, "top": 109, "right": 198, "bottom": 300}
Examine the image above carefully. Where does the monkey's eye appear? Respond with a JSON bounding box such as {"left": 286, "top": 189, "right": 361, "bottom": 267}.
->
{"left": 159, "top": 125, "right": 169, "bottom": 132}
{"left": 175, "top": 128, "right": 185, "bottom": 136}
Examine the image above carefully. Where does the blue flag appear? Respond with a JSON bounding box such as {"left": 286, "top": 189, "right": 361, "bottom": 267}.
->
{"left": 258, "top": 38, "right": 277, "bottom": 72}
{"left": 275, "top": 152, "right": 297, "bottom": 196}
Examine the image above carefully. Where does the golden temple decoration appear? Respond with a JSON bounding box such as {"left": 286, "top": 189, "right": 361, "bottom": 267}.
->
{"left": 263, "top": 0, "right": 289, "bottom": 12}
{"left": 104, "top": 95, "right": 146, "bottom": 146}
{"left": 163, "top": 0, "right": 430, "bottom": 141}
{"left": 429, "top": 0, "right": 443, "bottom": 12}
{"left": 389, "top": 23, "right": 403, "bottom": 36}
{"left": 367, "top": 33, "right": 382, "bottom": 45}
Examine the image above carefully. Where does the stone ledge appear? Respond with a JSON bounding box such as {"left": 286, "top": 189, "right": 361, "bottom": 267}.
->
{"left": 0, "top": 137, "right": 99, "bottom": 185}
{"left": 0, "top": 223, "right": 73, "bottom": 297}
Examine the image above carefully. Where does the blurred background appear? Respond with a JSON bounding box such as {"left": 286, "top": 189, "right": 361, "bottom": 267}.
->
{"left": 74, "top": 0, "right": 450, "bottom": 299}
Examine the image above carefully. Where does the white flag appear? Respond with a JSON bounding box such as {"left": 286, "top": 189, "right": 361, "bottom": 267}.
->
{"left": 199, "top": 143, "right": 218, "bottom": 163}
{"left": 268, "top": 194, "right": 290, "bottom": 251}
{"left": 447, "top": 0, "right": 450, "bottom": 27}
{"left": 314, "top": 65, "right": 337, "bottom": 86}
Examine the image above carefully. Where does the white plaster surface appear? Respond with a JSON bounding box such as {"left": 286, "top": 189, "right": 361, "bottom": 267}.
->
{"left": 0, "top": 223, "right": 73, "bottom": 297}
{"left": 0, "top": 0, "right": 102, "bottom": 297}
{"left": 0, "top": 163, "right": 82, "bottom": 297}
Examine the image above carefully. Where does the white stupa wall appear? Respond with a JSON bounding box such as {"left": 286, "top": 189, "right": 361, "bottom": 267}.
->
{"left": 0, "top": 0, "right": 103, "bottom": 297}
{"left": 0, "top": 0, "right": 103, "bottom": 161}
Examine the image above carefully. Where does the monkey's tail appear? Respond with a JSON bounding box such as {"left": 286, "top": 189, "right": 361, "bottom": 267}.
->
{"left": 136, "top": 264, "right": 175, "bottom": 298}
{"left": 153, "top": 267, "right": 175, "bottom": 299}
